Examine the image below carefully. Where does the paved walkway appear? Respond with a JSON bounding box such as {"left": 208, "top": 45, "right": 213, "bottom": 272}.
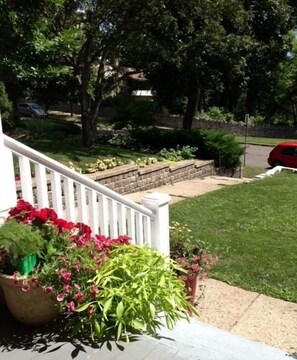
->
{"left": 126, "top": 175, "right": 297, "bottom": 355}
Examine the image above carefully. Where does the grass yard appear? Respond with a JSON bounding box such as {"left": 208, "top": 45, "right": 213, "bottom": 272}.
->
{"left": 236, "top": 136, "right": 296, "bottom": 146}
{"left": 16, "top": 118, "right": 153, "bottom": 169}
{"left": 21, "top": 137, "right": 150, "bottom": 166}
{"left": 170, "top": 171, "right": 297, "bottom": 302}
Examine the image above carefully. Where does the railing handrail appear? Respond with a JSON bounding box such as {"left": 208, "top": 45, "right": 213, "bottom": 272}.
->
{"left": 4, "top": 134, "right": 153, "bottom": 218}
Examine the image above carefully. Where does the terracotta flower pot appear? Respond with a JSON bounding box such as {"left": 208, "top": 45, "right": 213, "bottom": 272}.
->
{"left": 0, "top": 285, "right": 5, "bottom": 305}
{"left": 0, "top": 273, "right": 59, "bottom": 325}
{"left": 185, "top": 275, "right": 198, "bottom": 306}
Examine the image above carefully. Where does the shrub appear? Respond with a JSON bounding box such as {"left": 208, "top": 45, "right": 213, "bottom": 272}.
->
{"left": 0, "top": 82, "right": 13, "bottom": 130}
{"left": 205, "top": 106, "right": 225, "bottom": 121}
{"left": 132, "top": 128, "right": 243, "bottom": 169}
{"left": 157, "top": 145, "right": 198, "bottom": 162}
{"left": 111, "top": 97, "right": 158, "bottom": 130}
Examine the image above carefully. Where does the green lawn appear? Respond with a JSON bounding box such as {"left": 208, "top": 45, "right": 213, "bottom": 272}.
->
{"left": 17, "top": 117, "right": 153, "bottom": 168}
{"left": 236, "top": 136, "right": 296, "bottom": 146}
{"left": 21, "top": 137, "right": 149, "bottom": 167}
{"left": 170, "top": 171, "right": 297, "bottom": 302}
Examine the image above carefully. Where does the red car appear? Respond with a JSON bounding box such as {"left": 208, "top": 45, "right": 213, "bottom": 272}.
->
{"left": 267, "top": 141, "right": 297, "bottom": 168}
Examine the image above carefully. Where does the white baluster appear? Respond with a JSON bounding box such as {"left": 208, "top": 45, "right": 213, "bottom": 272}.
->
{"left": 88, "top": 189, "right": 99, "bottom": 235}
{"left": 117, "top": 203, "right": 127, "bottom": 235}
{"left": 50, "top": 171, "right": 63, "bottom": 217}
{"left": 135, "top": 212, "right": 144, "bottom": 245}
{"left": 98, "top": 194, "right": 108, "bottom": 235}
{"left": 63, "top": 177, "right": 75, "bottom": 222}
{"left": 18, "top": 156, "right": 34, "bottom": 204}
{"left": 109, "top": 200, "right": 118, "bottom": 238}
{"left": 35, "top": 164, "right": 49, "bottom": 208}
{"left": 127, "top": 208, "right": 136, "bottom": 244}
{"left": 76, "top": 183, "right": 87, "bottom": 224}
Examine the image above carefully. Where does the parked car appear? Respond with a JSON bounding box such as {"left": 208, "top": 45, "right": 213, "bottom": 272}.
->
{"left": 267, "top": 141, "right": 297, "bottom": 168}
{"left": 17, "top": 103, "right": 48, "bottom": 118}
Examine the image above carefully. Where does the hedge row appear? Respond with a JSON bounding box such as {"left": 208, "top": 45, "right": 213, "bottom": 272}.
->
{"left": 131, "top": 128, "right": 244, "bottom": 169}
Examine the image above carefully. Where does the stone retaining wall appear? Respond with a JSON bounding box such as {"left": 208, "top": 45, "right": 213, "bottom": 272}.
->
{"left": 155, "top": 115, "right": 297, "bottom": 139}
{"left": 80, "top": 159, "right": 215, "bottom": 194}
{"left": 16, "top": 160, "right": 216, "bottom": 202}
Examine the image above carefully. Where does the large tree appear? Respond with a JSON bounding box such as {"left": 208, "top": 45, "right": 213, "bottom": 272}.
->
{"left": 1, "top": 0, "right": 296, "bottom": 141}
{"left": 124, "top": 0, "right": 296, "bottom": 128}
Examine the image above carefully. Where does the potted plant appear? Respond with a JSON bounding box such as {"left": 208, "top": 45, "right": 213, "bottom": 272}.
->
{"left": 0, "top": 219, "right": 45, "bottom": 275}
{"left": 0, "top": 200, "right": 193, "bottom": 340}
{"left": 169, "top": 221, "right": 217, "bottom": 306}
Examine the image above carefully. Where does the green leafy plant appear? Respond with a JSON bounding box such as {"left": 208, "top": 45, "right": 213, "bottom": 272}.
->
{"left": 74, "top": 245, "right": 191, "bottom": 341}
{"left": 0, "top": 219, "right": 44, "bottom": 271}
{"left": 68, "top": 156, "right": 158, "bottom": 174}
{"left": 157, "top": 145, "right": 198, "bottom": 162}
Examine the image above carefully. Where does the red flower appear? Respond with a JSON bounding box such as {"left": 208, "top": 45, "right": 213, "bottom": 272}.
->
{"left": 59, "top": 269, "right": 72, "bottom": 282}
{"left": 45, "top": 286, "right": 53, "bottom": 294}
{"left": 66, "top": 301, "right": 75, "bottom": 312}
{"left": 22, "top": 281, "right": 30, "bottom": 292}
{"left": 75, "top": 292, "right": 84, "bottom": 302}
{"left": 90, "top": 284, "right": 99, "bottom": 298}
{"left": 87, "top": 305, "right": 95, "bottom": 316}
{"left": 56, "top": 294, "right": 65, "bottom": 302}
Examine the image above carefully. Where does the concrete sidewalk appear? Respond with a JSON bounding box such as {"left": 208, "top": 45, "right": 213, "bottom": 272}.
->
{"left": 126, "top": 175, "right": 252, "bottom": 205}
{"left": 126, "top": 175, "right": 297, "bottom": 355}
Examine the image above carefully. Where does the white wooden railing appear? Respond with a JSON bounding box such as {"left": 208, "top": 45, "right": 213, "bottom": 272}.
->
{"left": 0, "top": 117, "right": 170, "bottom": 255}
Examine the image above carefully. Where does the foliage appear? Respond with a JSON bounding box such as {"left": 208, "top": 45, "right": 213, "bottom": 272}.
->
{"left": 202, "top": 107, "right": 234, "bottom": 122}
{"left": 68, "top": 156, "right": 158, "bottom": 174}
{"left": 0, "top": 199, "right": 192, "bottom": 340}
{"left": 157, "top": 146, "right": 198, "bottom": 162}
{"left": 249, "top": 114, "right": 265, "bottom": 125}
{"left": 199, "top": 130, "right": 244, "bottom": 168}
{"left": 170, "top": 221, "right": 217, "bottom": 282}
{"left": 170, "top": 172, "right": 297, "bottom": 302}
{"left": 74, "top": 245, "right": 191, "bottom": 341}
{"left": 132, "top": 128, "right": 243, "bottom": 168}
{"left": 1, "top": 0, "right": 296, "bottom": 143}
{"left": 0, "top": 220, "right": 44, "bottom": 270}
{"left": 0, "top": 81, "right": 13, "bottom": 130}
{"left": 111, "top": 97, "right": 158, "bottom": 131}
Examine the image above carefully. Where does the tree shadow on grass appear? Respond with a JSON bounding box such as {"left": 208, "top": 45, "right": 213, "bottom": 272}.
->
{"left": 0, "top": 305, "right": 139, "bottom": 358}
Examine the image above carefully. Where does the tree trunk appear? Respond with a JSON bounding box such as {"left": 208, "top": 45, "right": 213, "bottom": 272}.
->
{"left": 80, "top": 39, "right": 94, "bottom": 147}
{"left": 183, "top": 84, "right": 201, "bottom": 130}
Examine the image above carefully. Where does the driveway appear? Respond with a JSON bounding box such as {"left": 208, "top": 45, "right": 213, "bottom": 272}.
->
{"left": 241, "top": 144, "right": 272, "bottom": 169}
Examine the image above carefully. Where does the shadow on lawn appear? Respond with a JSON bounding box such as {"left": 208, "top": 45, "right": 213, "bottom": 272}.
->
{"left": 0, "top": 305, "right": 138, "bottom": 358}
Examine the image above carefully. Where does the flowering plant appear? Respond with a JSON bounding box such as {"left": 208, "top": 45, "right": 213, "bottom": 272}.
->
{"left": 0, "top": 200, "right": 192, "bottom": 340}
{"left": 0, "top": 200, "right": 130, "bottom": 310}
{"left": 170, "top": 221, "right": 217, "bottom": 283}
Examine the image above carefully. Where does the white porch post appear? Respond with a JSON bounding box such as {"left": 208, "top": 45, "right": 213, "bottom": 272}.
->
{"left": 142, "top": 192, "right": 171, "bottom": 257}
{"left": 0, "top": 112, "right": 17, "bottom": 218}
